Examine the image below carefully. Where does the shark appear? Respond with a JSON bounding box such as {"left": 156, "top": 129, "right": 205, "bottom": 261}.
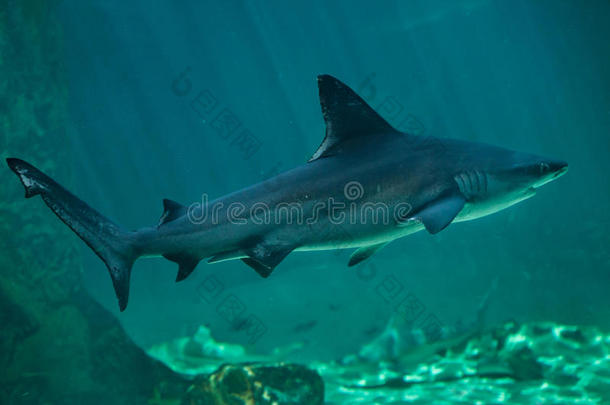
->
{"left": 6, "top": 75, "right": 568, "bottom": 311}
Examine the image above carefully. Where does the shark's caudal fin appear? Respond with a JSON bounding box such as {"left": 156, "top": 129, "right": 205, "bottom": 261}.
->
{"left": 6, "top": 158, "right": 137, "bottom": 311}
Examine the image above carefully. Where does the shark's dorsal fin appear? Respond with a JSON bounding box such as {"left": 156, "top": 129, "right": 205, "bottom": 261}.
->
{"left": 158, "top": 199, "right": 186, "bottom": 227}
{"left": 309, "top": 75, "right": 400, "bottom": 162}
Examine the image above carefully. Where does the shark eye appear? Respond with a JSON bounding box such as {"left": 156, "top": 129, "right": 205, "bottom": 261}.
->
{"left": 539, "top": 162, "right": 550, "bottom": 174}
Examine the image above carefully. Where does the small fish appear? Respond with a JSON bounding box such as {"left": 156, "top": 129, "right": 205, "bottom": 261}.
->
{"left": 292, "top": 320, "right": 318, "bottom": 334}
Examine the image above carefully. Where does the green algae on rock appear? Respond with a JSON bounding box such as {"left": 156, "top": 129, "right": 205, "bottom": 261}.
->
{"left": 182, "top": 363, "right": 324, "bottom": 405}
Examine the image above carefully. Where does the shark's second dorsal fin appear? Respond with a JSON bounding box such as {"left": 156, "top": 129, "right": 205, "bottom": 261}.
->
{"left": 309, "top": 75, "right": 400, "bottom": 162}
{"left": 158, "top": 198, "right": 186, "bottom": 227}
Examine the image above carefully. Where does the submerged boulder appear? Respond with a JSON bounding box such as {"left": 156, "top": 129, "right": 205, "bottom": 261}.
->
{"left": 183, "top": 363, "right": 324, "bottom": 405}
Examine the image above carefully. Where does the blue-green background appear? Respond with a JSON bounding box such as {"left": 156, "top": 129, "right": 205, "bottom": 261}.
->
{"left": 47, "top": 0, "right": 610, "bottom": 360}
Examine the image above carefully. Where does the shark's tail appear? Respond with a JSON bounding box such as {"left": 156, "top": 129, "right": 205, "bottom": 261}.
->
{"left": 6, "top": 158, "right": 137, "bottom": 311}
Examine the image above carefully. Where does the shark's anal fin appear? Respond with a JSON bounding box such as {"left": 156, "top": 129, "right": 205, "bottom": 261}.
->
{"left": 415, "top": 194, "right": 465, "bottom": 234}
{"left": 309, "top": 75, "right": 400, "bottom": 162}
{"left": 158, "top": 199, "right": 186, "bottom": 227}
{"left": 241, "top": 242, "right": 295, "bottom": 278}
{"left": 348, "top": 242, "right": 388, "bottom": 267}
{"left": 162, "top": 252, "right": 201, "bottom": 282}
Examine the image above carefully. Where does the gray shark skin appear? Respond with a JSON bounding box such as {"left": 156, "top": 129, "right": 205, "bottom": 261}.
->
{"left": 6, "top": 75, "right": 568, "bottom": 311}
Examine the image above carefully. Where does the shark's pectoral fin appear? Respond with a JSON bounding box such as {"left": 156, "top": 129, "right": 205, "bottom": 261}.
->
{"left": 158, "top": 199, "right": 187, "bottom": 227}
{"left": 309, "top": 75, "right": 402, "bottom": 162}
{"left": 348, "top": 242, "right": 389, "bottom": 267}
{"left": 241, "top": 242, "right": 296, "bottom": 278}
{"left": 163, "top": 252, "right": 201, "bottom": 282}
{"left": 415, "top": 194, "right": 466, "bottom": 234}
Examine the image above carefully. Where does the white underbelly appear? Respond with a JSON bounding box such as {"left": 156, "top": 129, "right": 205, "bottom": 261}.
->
{"left": 455, "top": 189, "right": 536, "bottom": 223}
{"left": 296, "top": 221, "right": 425, "bottom": 252}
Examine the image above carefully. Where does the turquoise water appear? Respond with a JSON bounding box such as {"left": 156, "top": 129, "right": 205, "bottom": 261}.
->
{"left": 3, "top": 0, "right": 610, "bottom": 403}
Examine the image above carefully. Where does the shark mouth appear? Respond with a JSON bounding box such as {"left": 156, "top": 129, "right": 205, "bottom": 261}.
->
{"left": 554, "top": 166, "right": 569, "bottom": 178}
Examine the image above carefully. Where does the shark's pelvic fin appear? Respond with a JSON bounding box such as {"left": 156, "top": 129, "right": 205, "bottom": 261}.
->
{"left": 309, "top": 75, "right": 401, "bottom": 162}
{"left": 158, "top": 198, "right": 186, "bottom": 227}
{"left": 414, "top": 194, "right": 466, "bottom": 234}
{"left": 162, "top": 252, "right": 201, "bottom": 282}
{"left": 348, "top": 242, "right": 389, "bottom": 267}
{"left": 208, "top": 249, "right": 245, "bottom": 264}
{"left": 241, "top": 242, "right": 296, "bottom": 278}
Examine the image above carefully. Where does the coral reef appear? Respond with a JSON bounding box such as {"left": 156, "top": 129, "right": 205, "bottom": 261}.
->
{"left": 154, "top": 320, "right": 610, "bottom": 404}
{"left": 320, "top": 321, "right": 610, "bottom": 403}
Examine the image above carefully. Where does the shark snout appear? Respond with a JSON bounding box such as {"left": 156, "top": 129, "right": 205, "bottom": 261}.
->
{"left": 547, "top": 160, "right": 568, "bottom": 178}
{"left": 532, "top": 159, "right": 567, "bottom": 188}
